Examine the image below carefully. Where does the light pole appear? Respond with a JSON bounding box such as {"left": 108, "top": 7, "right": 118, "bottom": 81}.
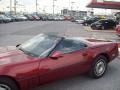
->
{"left": 10, "top": 0, "right": 12, "bottom": 14}
{"left": 53, "top": 0, "right": 57, "bottom": 15}
{"left": 70, "top": 2, "right": 75, "bottom": 17}
{"left": 14, "top": 0, "right": 17, "bottom": 14}
{"left": 71, "top": 2, "right": 75, "bottom": 11}
{"left": 36, "top": 0, "right": 38, "bottom": 14}
{"left": 53, "top": 0, "right": 55, "bottom": 15}
{"left": 69, "top": 0, "right": 71, "bottom": 10}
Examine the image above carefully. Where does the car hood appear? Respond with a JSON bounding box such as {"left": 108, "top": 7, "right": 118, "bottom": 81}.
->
{"left": 0, "top": 46, "right": 16, "bottom": 53}
{"left": 0, "top": 46, "right": 37, "bottom": 65}
{"left": 86, "top": 39, "right": 113, "bottom": 46}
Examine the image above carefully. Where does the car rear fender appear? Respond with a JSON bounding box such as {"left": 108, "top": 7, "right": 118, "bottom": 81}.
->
{"left": 89, "top": 43, "right": 118, "bottom": 62}
{"left": 93, "top": 53, "right": 110, "bottom": 63}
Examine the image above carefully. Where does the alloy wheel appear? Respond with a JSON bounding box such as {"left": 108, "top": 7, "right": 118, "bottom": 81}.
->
{"left": 0, "top": 84, "right": 11, "bottom": 90}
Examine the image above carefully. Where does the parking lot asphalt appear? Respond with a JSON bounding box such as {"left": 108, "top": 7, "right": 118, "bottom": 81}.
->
{"left": 0, "top": 21, "right": 120, "bottom": 90}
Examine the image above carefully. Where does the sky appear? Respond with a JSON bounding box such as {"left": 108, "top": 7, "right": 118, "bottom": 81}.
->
{"left": 0, "top": 0, "right": 117, "bottom": 14}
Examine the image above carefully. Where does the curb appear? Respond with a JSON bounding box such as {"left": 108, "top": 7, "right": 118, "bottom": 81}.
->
{"left": 84, "top": 26, "right": 116, "bottom": 33}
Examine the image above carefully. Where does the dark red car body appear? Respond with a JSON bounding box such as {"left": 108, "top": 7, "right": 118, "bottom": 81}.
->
{"left": 0, "top": 36, "right": 118, "bottom": 90}
{"left": 116, "top": 24, "right": 120, "bottom": 36}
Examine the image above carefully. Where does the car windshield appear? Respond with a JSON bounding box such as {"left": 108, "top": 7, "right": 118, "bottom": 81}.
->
{"left": 19, "top": 34, "right": 61, "bottom": 57}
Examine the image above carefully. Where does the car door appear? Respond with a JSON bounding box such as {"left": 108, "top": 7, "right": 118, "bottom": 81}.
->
{"left": 103, "top": 20, "right": 109, "bottom": 29}
{"left": 38, "top": 39, "right": 89, "bottom": 84}
{"left": 108, "top": 20, "right": 115, "bottom": 28}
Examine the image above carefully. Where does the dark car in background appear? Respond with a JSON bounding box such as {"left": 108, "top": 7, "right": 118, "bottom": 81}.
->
{"left": 91, "top": 19, "right": 117, "bottom": 30}
{"left": 82, "top": 17, "right": 101, "bottom": 26}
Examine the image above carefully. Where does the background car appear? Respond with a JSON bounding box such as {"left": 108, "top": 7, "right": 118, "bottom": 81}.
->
{"left": 0, "top": 16, "right": 3, "bottom": 23}
{"left": 76, "top": 19, "right": 85, "bottom": 24}
{"left": 32, "top": 15, "right": 40, "bottom": 21}
{"left": 0, "top": 34, "right": 118, "bottom": 90}
{"left": 0, "top": 14, "right": 11, "bottom": 23}
{"left": 5, "top": 14, "right": 16, "bottom": 22}
{"left": 18, "top": 15, "right": 28, "bottom": 21}
{"left": 91, "top": 19, "right": 117, "bottom": 30}
{"left": 116, "top": 24, "right": 120, "bottom": 36}
{"left": 82, "top": 17, "right": 101, "bottom": 26}
{"left": 37, "top": 14, "right": 48, "bottom": 21}
{"left": 59, "top": 16, "right": 65, "bottom": 21}
{"left": 71, "top": 18, "right": 77, "bottom": 22}
{"left": 10, "top": 15, "right": 21, "bottom": 22}
{"left": 24, "top": 14, "right": 34, "bottom": 21}
{"left": 47, "top": 15, "right": 54, "bottom": 21}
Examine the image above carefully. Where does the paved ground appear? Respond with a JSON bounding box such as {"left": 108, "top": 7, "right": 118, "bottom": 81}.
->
{"left": 0, "top": 21, "right": 120, "bottom": 90}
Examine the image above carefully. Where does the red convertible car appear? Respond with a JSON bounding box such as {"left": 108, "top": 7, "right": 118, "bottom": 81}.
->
{"left": 0, "top": 34, "right": 118, "bottom": 90}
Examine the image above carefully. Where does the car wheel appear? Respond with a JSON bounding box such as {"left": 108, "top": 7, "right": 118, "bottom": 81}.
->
{"left": 83, "top": 23, "right": 87, "bottom": 26}
{"left": 90, "top": 55, "right": 108, "bottom": 79}
{"left": 101, "top": 26, "right": 105, "bottom": 30}
{"left": 113, "top": 26, "right": 116, "bottom": 29}
{"left": 91, "top": 26, "right": 96, "bottom": 30}
{"left": 0, "top": 77, "right": 19, "bottom": 90}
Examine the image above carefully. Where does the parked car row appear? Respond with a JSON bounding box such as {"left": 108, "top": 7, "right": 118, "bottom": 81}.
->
{"left": 91, "top": 19, "right": 117, "bottom": 30}
{"left": 71, "top": 17, "right": 102, "bottom": 25}
{"left": 0, "top": 14, "right": 28, "bottom": 23}
{"left": 82, "top": 17, "right": 102, "bottom": 26}
{"left": 0, "top": 14, "right": 65, "bottom": 24}
{"left": 71, "top": 17, "right": 118, "bottom": 30}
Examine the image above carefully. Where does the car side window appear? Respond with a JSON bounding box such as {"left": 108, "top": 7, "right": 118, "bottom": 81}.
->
{"left": 54, "top": 39, "right": 87, "bottom": 53}
{"left": 108, "top": 20, "right": 114, "bottom": 24}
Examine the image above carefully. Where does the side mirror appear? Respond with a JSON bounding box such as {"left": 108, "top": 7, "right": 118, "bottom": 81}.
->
{"left": 16, "top": 44, "right": 21, "bottom": 47}
{"left": 50, "top": 51, "right": 63, "bottom": 59}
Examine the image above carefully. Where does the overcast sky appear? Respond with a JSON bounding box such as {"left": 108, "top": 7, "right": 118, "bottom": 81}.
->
{"left": 0, "top": 0, "right": 115, "bottom": 14}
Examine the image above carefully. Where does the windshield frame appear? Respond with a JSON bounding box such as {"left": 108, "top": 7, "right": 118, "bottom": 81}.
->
{"left": 18, "top": 34, "right": 63, "bottom": 58}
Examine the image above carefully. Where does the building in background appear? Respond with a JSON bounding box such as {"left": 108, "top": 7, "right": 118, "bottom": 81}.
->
{"left": 61, "top": 9, "right": 94, "bottom": 19}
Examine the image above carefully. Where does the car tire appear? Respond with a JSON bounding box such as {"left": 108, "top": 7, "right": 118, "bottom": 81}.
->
{"left": 113, "top": 26, "right": 116, "bottom": 29}
{"left": 83, "top": 23, "right": 87, "bottom": 26}
{"left": 89, "top": 55, "right": 108, "bottom": 79}
{"left": 101, "top": 26, "right": 105, "bottom": 30}
{"left": 91, "top": 26, "right": 96, "bottom": 30}
{"left": 0, "top": 77, "right": 19, "bottom": 90}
